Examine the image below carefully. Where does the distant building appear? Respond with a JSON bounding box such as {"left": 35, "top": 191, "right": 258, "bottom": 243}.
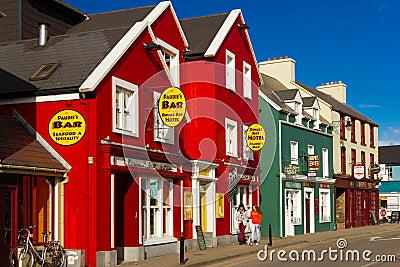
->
{"left": 379, "top": 145, "right": 400, "bottom": 181}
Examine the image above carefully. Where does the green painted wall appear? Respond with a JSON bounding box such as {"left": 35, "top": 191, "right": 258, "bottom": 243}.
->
{"left": 259, "top": 97, "right": 281, "bottom": 237}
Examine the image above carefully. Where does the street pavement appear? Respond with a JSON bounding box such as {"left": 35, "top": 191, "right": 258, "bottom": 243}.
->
{"left": 116, "top": 223, "right": 400, "bottom": 267}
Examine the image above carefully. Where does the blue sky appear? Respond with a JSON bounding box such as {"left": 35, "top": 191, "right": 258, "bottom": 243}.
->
{"left": 67, "top": 0, "right": 400, "bottom": 145}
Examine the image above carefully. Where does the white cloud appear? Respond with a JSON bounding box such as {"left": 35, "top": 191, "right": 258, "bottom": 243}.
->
{"left": 388, "top": 126, "right": 400, "bottom": 135}
{"left": 379, "top": 140, "right": 400, "bottom": 146}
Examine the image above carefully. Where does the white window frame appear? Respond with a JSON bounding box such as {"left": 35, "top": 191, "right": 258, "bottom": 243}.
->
{"left": 243, "top": 125, "right": 254, "bottom": 161}
{"left": 286, "top": 189, "right": 302, "bottom": 225}
{"left": 142, "top": 177, "right": 174, "bottom": 242}
{"left": 322, "top": 148, "right": 329, "bottom": 178}
{"left": 156, "top": 38, "right": 180, "bottom": 87}
{"left": 112, "top": 77, "right": 139, "bottom": 136}
{"left": 243, "top": 61, "right": 251, "bottom": 99}
{"left": 290, "top": 141, "right": 299, "bottom": 165}
{"left": 231, "top": 185, "right": 252, "bottom": 232}
{"left": 307, "top": 145, "right": 314, "bottom": 155}
{"left": 226, "top": 49, "right": 235, "bottom": 91}
{"left": 319, "top": 188, "right": 331, "bottom": 223}
{"left": 225, "top": 118, "right": 238, "bottom": 157}
{"left": 154, "top": 91, "right": 174, "bottom": 144}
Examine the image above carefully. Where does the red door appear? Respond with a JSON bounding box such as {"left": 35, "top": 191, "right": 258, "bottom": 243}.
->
{"left": 0, "top": 185, "right": 18, "bottom": 266}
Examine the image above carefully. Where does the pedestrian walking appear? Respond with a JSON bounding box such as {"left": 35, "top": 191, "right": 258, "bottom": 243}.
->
{"left": 236, "top": 203, "right": 247, "bottom": 245}
{"left": 248, "top": 204, "right": 262, "bottom": 245}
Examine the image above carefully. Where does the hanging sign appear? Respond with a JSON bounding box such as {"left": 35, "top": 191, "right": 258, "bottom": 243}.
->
{"left": 353, "top": 165, "right": 365, "bottom": 180}
{"left": 370, "top": 164, "right": 381, "bottom": 174}
{"left": 158, "top": 87, "right": 186, "bottom": 127}
{"left": 49, "top": 109, "right": 86, "bottom": 146}
{"left": 309, "top": 155, "right": 319, "bottom": 171}
{"left": 246, "top": 123, "right": 266, "bottom": 151}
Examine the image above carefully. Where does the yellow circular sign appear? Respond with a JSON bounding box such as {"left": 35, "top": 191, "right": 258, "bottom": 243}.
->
{"left": 246, "top": 123, "right": 266, "bottom": 151}
{"left": 48, "top": 110, "right": 86, "bottom": 146}
{"left": 158, "top": 87, "right": 186, "bottom": 127}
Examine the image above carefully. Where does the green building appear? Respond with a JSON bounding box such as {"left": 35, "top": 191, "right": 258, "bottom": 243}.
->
{"left": 258, "top": 73, "right": 335, "bottom": 237}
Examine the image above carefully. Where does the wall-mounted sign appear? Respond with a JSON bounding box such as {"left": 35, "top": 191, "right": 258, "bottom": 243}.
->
{"left": 284, "top": 181, "right": 301, "bottom": 189}
{"left": 284, "top": 164, "right": 300, "bottom": 175}
{"left": 246, "top": 123, "right": 266, "bottom": 151}
{"left": 48, "top": 109, "right": 86, "bottom": 146}
{"left": 370, "top": 164, "right": 381, "bottom": 174}
{"left": 309, "top": 155, "right": 319, "bottom": 171}
{"left": 353, "top": 165, "right": 365, "bottom": 180}
{"left": 307, "top": 172, "right": 317, "bottom": 177}
{"left": 158, "top": 87, "right": 186, "bottom": 127}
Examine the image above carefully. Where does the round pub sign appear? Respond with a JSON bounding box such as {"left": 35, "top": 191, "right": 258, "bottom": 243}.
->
{"left": 246, "top": 123, "right": 266, "bottom": 151}
{"left": 48, "top": 110, "right": 86, "bottom": 146}
{"left": 158, "top": 87, "right": 186, "bottom": 127}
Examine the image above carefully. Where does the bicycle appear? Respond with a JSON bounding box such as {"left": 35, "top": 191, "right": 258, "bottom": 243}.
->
{"left": 8, "top": 225, "right": 66, "bottom": 267}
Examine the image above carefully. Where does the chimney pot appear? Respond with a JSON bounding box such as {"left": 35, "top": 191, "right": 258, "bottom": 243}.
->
{"left": 38, "top": 23, "right": 48, "bottom": 46}
{"left": 279, "top": 56, "right": 283, "bottom": 59}
{"left": 284, "top": 55, "right": 288, "bottom": 59}
{"left": 273, "top": 57, "right": 276, "bottom": 60}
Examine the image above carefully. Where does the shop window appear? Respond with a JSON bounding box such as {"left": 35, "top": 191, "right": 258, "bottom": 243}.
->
{"left": 154, "top": 91, "right": 174, "bottom": 144}
{"left": 290, "top": 141, "right": 298, "bottom": 165}
{"left": 231, "top": 186, "right": 252, "bottom": 232}
{"left": 226, "top": 50, "right": 235, "bottom": 91}
{"left": 142, "top": 178, "right": 173, "bottom": 241}
{"left": 286, "top": 190, "right": 301, "bottom": 225}
{"left": 112, "top": 77, "right": 139, "bottom": 136}
{"left": 319, "top": 189, "right": 331, "bottom": 222}
{"left": 243, "top": 125, "right": 253, "bottom": 160}
{"left": 225, "top": 118, "right": 238, "bottom": 157}
{"left": 322, "top": 148, "right": 329, "bottom": 178}
{"left": 243, "top": 61, "right": 251, "bottom": 99}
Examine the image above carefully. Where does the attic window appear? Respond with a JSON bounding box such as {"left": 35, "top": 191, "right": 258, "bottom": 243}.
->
{"left": 29, "top": 62, "right": 61, "bottom": 81}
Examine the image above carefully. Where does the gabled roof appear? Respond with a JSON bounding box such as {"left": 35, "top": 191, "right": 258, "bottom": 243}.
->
{"left": 274, "top": 90, "right": 299, "bottom": 102}
{"left": 258, "top": 74, "right": 295, "bottom": 113}
{"left": 0, "top": 1, "right": 187, "bottom": 96}
{"left": 296, "top": 81, "right": 378, "bottom": 126}
{"left": 52, "top": 0, "right": 87, "bottom": 18}
{"left": 379, "top": 145, "right": 400, "bottom": 166}
{"left": 0, "top": 116, "right": 67, "bottom": 173}
{"left": 302, "top": 97, "right": 317, "bottom": 108}
{"left": 0, "top": 27, "right": 129, "bottom": 95}
{"left": 180, "top": 13, "right": 229, "bottom": 59}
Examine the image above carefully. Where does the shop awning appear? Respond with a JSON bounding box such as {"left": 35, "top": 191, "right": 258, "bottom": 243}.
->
{"left": 0, "top": 116, "right": 68, "bottom": 177}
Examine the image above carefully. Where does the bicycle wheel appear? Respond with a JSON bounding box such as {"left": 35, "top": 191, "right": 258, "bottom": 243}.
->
{"left": 8, "top": 245, "right": 34, "bottom": 267}
{"left": 45, "top": 242, "right": 66, "bottom": 267}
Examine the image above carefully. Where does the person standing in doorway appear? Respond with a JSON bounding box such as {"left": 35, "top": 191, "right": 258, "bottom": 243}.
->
{"left": 236, "top": 203, "right": 247, "bottom": 245}
{"left": 248, "top": 204, "right": 262, "bottom": 245}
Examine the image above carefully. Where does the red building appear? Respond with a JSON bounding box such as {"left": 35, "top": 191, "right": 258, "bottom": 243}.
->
{"left": 0, "top": 1, "right": 260, "bottom": 266}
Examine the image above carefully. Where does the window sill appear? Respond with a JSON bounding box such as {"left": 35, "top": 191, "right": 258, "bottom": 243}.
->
{"left": 143, "top": 236, "right": 177, "bottom": 246}
{"left": 113, "top": 128, "right": 138, "bottom": 137}
{"left": 319, "top": 220, "right": 331, "bottom": 223}
{"left": 360, "top": 143, "right": 366, "bottom": 146}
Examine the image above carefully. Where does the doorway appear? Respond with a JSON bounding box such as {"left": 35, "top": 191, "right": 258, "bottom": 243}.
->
{"left": 0, "top": 185, "right": 17, "bottom": 266}
{"left": 200, "top": 182, "right": 208, "bottom": 232}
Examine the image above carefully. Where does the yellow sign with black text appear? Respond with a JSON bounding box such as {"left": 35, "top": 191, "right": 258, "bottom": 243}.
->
{"left": 49, "top": 109, "right": 86, "bottom": 146}
{"left": 158, "top": 87, "right": 186, "bottom": 127}
{"left": 246, "top": 123, "right": 266, "bottom": 151}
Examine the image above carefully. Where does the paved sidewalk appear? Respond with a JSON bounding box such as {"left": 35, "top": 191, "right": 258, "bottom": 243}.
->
{"left": 116, "top": 223, "right": 400, "bottom": 267}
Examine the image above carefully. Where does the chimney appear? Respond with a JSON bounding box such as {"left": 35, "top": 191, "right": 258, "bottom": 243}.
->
{"left": 259, "top": 56, "right": 295, "bottom": 88}
{"left": 316, "top": 81, "right": 347, "bottom": 103}
{"left": 38, "top": 23, "right": 48, "bottom": 46}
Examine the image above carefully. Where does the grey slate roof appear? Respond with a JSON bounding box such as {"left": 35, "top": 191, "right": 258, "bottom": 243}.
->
{"left": 0, "top": 68, "right": 36, "bottom": 95}
{"left": 259, "top": 74, "right": 296, "bottom": 114}
{"left": 296, "top": 81, "right": 378, "bottom": 126}
{"left": 0, "top": 6, "right": 154, "bottom": 97}
{"left": 302, "top": 97, "right": 317, "bottom": 108}
{"left": 0, "top": 116, "right": 66, "bottom": 171}
{"left": 180, "top": 13, "right": 229, "bottom": 59}
{"left": 274, "top": 90, "right": 298, "bottom": 101}
{"left": 67, "top": 6, "right": 154, "bottom": 34}
{"left": 379, "top": 145, "right": 400, "bottom": 166}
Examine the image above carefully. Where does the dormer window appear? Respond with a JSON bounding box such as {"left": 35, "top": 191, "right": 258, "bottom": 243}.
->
{"left": 156, "top": 38, "right": 179, "bottom": 87}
